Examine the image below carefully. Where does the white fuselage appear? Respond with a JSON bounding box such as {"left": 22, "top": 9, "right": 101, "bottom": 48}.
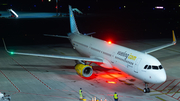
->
{"left": 69, "top": 33, "right": 166, "bottom": 84}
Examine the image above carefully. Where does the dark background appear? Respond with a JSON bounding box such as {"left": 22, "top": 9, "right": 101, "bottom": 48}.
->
{"left": 0, "top": 0, "right": 180, "bottom": 46}
{"left": 0, "top": 0, "right": 180, "bottom": 13}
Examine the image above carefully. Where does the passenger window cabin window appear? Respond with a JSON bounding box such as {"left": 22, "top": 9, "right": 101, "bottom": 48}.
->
{"left": 147, "top": 65, "right": 151, "bottom": 69}
{"left": 152, "top": 66, "right": 158, "bottom": 70}
{"left": 144, "top": 65, "right": 148, "bottom": 69}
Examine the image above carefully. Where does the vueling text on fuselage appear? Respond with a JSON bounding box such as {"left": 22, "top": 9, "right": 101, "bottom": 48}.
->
{"left": 117, "top": 51, "right": 137, "bottom": 61}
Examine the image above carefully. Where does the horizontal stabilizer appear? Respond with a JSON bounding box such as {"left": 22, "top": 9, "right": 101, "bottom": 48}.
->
{"left": 72, "top": 8, "right": 83, "bottom": 14}
{"left": 44, "top": 34, "right": 69, "bottom": 38}
{"left": 84, "top": 32, "right": 96, "bottom": 36}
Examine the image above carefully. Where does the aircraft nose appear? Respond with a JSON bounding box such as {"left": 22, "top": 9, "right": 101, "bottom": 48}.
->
{"left": 156, "top": 70, "right": 167, "bottom": 83}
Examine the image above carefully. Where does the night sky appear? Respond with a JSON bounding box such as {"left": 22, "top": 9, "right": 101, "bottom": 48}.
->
{"left": 1, "top": 0, "right": 180, "bottom": 12}
{"left": 0, "top": 0, "right": 180, "bottom": 46}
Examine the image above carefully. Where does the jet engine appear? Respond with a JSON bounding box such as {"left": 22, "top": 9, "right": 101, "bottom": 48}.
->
{"left": 75, "top": 64, "right": 93, "bottom": 77}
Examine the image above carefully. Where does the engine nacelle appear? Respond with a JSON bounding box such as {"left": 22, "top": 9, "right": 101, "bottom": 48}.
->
{"left": 75, "top": 64, "right": 93, "bottom": 77}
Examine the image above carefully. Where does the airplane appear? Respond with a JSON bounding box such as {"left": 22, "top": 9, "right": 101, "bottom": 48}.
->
{"left": 3, "top": 5, "right": 177, "bottom": 93}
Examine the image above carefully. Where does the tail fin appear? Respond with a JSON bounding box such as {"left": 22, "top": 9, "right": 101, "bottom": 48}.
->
{"left": 69, "top": 5, "right": 80, "bottom": 34}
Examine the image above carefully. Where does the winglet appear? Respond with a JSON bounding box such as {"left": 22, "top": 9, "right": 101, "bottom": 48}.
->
{"left": 172, "top": 30, "right": 176, "bottom": 45}
{"left": 2, "top": 38, "right": 11, "bottom": 54}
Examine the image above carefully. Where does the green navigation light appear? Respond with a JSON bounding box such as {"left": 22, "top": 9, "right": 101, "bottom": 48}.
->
{"left": 10, "top": 52, "right": 14, "bottom": 55}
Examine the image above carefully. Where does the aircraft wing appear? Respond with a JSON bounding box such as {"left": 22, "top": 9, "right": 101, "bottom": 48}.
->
{"left": 141, "top": 30, "right": 176, "bottom": 54}
{"left": 2, "top": 39, "right": 103, "bottom": 63}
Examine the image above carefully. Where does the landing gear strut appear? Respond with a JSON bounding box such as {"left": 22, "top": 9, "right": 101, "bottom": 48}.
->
{"left": 75, "top": 60, "right": 86, "bottom": 65}
{"left": 144, "top": 82, "right": 150, "bottom": 93}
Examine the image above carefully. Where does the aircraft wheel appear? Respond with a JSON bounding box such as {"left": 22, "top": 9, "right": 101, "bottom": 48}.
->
{"left": 144, "top": 88, "right": 147, "bottom": 93}
{"left": 147, "top": 88, "right": 150, "bottom": 93}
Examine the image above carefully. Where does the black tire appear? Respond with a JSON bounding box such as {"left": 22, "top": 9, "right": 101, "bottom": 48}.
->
{"left": 144, "top": 88, "right": 147, "bottom": 93}
{"left": 147, "top": 88, "right": 150, "bottom": 93}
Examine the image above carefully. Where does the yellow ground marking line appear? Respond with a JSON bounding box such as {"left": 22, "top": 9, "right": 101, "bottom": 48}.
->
{"left": 149, "top": 89, "right": 173, "bottom": 93}
{"left": 53, "top": 49, "right": 65, "bottom": 55}
{"left": 60, "top": 52, "right": 65, "bottom": 55}
{"left": 124, "top": 82, "right": 134, "bottom": 85}
{"left": 136, "top": 88, "right": 173, "bottom": 93}
{"left": 156, "top": 96, "right": 166, "bottom": 101}
{"left": 150, "top": 91, "right": 180, "bottom": 96}
{"left": 155, "top": 89, "right": 173, "bottom": 92}
{"left": 137, "top": 88, "right": 143, "bottom": 91}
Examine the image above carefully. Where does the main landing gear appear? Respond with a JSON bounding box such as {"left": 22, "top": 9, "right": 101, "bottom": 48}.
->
{"left": 144, "top": 82, "right": 150, "bottom": 93}
{"left": 75, "top": 60, "right": 86, "bottom": 65}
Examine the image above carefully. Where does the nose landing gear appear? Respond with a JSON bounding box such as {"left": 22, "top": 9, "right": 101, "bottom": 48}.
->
{"left": 144, "top": 82, "right": 150, "bottom": 93}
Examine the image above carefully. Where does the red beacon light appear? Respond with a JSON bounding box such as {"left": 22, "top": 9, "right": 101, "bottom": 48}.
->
{"left": 107, "top": 41, "right": 112, "bottom": 44}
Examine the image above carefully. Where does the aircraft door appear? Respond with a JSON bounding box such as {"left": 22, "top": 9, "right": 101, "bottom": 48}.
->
{"left": 134, "top": 58, "right": 142, "bottom": 73}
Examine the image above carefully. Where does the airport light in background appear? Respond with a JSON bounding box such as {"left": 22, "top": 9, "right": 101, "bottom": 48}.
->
{"left": 155, "top": 6, "right": 164, "bottom": 9}
{"left": 2, "top": 3, "right": 8, "bottom": 5}
{"left": 56, "top": 0, "right": 58, "bottom": 16}
{"left": 44, "top": 0, "right": 59, "bottom": 16}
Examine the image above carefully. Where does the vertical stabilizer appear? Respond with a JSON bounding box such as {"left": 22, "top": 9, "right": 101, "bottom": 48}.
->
{"left": 69, "top": 5, "right": 80, "bottom": 34}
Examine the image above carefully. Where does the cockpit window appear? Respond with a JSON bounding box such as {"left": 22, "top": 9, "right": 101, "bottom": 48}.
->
{"left": 147, "top": 65, "right": 151, "bottom": 69}
{"left": 144, "top": 65, "right": 163, "bottom": 70}
{"left": 159, "top": 65, "right": 163, "bottom": 69}
{"left": 144, "top": 65, "right": 148, "bottom": 69}
{"left": 152, "top": 66, "right": 158, "bottom": 70}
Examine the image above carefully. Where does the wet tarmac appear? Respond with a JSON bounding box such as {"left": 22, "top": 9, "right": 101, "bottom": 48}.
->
{"left": 0, "top": 38, "right": 180, "bottom": 101}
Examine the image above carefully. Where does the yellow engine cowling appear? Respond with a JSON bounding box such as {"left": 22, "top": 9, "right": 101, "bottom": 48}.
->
{"left": 75, "top": 64, "right": 93, "bottom": 77}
